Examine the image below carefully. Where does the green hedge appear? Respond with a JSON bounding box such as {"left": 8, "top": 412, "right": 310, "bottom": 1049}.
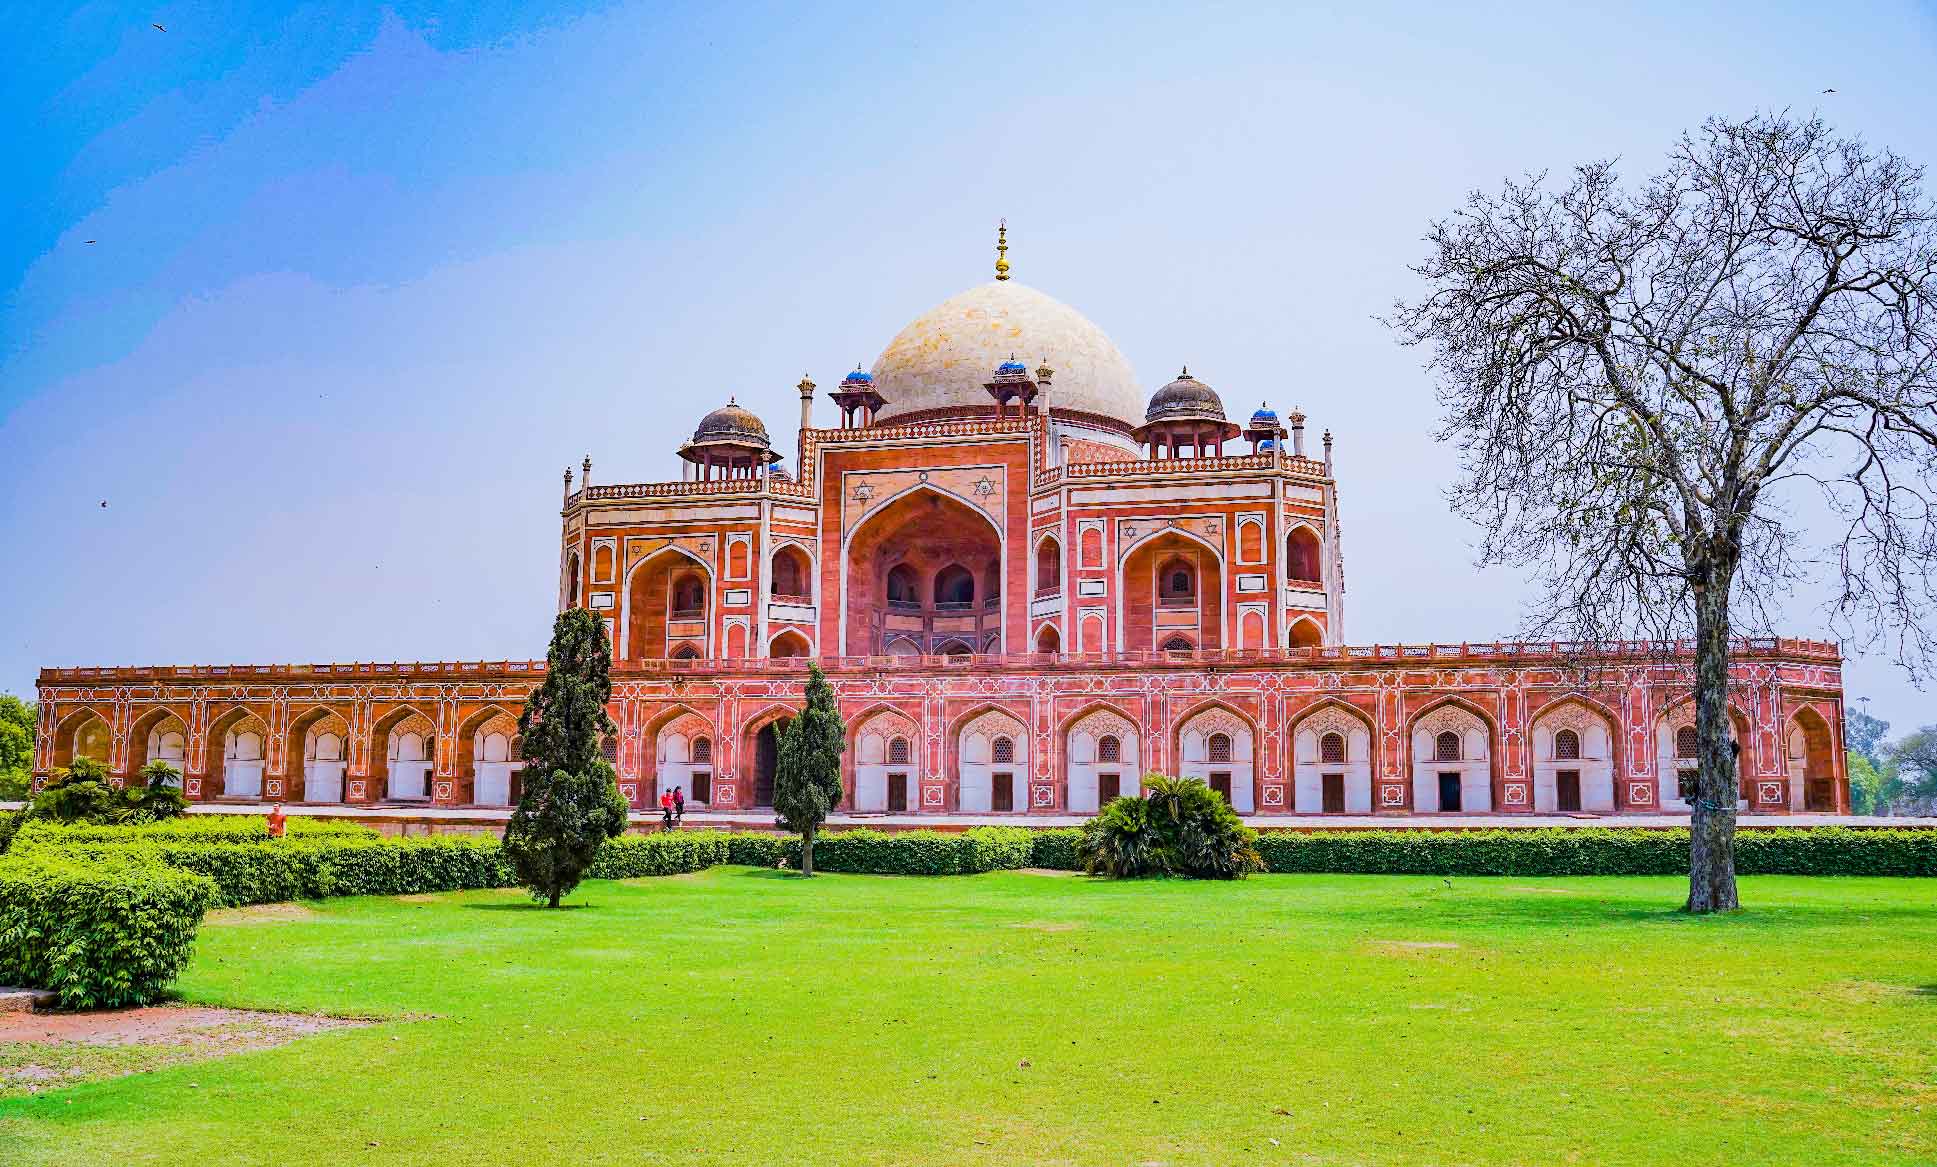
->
{"left": 1252, "top": 827, "right": 1937, "bottom": 877}
{"left": 0, "top": 854, "right": 216, "bottom": 1008}
{"left": 777, "top": 827, "right": 1038, "bottom": 875}
{"left": 1030, "top": 828, "right": 1085, "bottom": 871}
{"left": 10, "top": 816, "right": 376, "bottom": 851}
{"left": 39, "top": 832, "right": 754, "bottom": 906}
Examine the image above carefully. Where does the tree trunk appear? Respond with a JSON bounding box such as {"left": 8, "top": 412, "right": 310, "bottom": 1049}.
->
{"left": 801, "top": 824, "right": 815, "bottom": 877}
{"left": 548, "top": 885, "right": 562, "bottom": 909}
{"left": 1687, "top": 576, "right": 1741, "bottom": 913}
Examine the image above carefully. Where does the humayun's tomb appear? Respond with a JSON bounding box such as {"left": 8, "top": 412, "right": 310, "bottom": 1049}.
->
{"left": 33, "top": 231, "right": 1850, "bottom": 819}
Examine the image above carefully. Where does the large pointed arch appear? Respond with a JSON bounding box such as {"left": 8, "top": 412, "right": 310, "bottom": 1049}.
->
{"left": 1117, "top": 524, "right": 1226, "bottom": 653}
{"left": 621, "top": 544, "right": 716, "bottom": 662}
{"left": 840, "top": 483, "right": 1007, "bottom": 657}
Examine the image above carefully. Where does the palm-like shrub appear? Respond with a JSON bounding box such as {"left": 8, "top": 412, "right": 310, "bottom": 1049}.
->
{"left": 124, "top": 761, "right": 189, "bottom": 821}
{"left": 1081, "top": 796, "right": 1161, "bottom": 877}
{"left": 1080, "top": 775, "right": 1264, "bottom": 879}
{"left": 31, "top": 757, "right": 116, "bottom": 823}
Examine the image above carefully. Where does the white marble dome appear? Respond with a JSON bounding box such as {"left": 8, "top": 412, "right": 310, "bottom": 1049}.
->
{"left": 869, "top": 281, "right": 1143, "bottom": 429}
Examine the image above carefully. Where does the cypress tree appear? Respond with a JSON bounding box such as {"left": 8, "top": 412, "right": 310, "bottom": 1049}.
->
{"left": 773, "top": 663, "right": 846, "bottom": 876}
{"left": 505, "top": 608, "right": 629, "bottom": 906}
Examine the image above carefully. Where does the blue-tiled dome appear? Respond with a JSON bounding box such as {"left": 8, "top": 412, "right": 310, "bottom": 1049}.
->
{"left": 1258, "top": 437, "right": 1279, "bottom": 450}
{"left": 841, "top": 368, "right": 874, "bottom": 385}
{"left": 995, "top": 358, "right": 1029, "bottom": 375}
{"left": 1250, "top": 405, "right": 1279, "bottom": 426}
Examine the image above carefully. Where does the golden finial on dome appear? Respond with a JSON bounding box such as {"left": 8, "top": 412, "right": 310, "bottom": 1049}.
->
{"left": 994, "top": 218, "right": 1010, "bottom": 281}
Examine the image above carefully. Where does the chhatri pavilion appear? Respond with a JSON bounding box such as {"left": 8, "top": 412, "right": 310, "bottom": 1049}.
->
{"left": 33, "top": 228, "right": 1850, "bottom": 819}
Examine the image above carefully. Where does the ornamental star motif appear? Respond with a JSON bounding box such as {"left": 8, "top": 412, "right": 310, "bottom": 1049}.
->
{"left": 852, "top": 482, "right": 875, "bottom": 503}
{"left": 972, "top": 476, "right": 996, "bottom": 498}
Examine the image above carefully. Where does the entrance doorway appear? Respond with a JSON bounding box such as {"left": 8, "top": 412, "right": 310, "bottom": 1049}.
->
{"left": 1556, "top": 770, "right": 1581, "bottom": 812}
{"left": 691, "top": 770, "right": 711, "bottom": 804}
{"left": 1437, "top": 772, "right": 1462, "bottom": 812}
{"left": 1208, "top": 772, "right": 1232, "bottom": 804}
{"left": 1098, "top": 773, "right": 1120, "bottom": 804}
{"left": 754, "top": 724, "right": 779, "bottom": 807}
{"left": 888, "top": 772, "right": 909, "bottom": 812}
{"left": 992, "top": 773, "right": 1013, "bottom": 812}
{"left": 1322, "top": 773, "right": 1345, "bottom": 814}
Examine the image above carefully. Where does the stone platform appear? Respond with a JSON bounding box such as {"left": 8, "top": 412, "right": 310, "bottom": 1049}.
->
{"left": 168, "top": 802, "right": 1933, "bottom": 836}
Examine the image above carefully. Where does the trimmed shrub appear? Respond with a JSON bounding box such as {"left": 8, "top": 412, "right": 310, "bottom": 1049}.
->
{"left": 1249, "top": 827, "right": 1937, "bottom": 877}
{"left": 588, "top": 832, "right": 730, "bottom": 879}
{"left": 0, "top": 853, "right": 216, "bottom": 1008}
{"left": 0, "top": 808, "right": 22, "bottom": 856}
{"left": 10, "top": 816, "right": 376, "bottom": 851}
{"left": 725, "top": 833, "right": 788, "bottom": 869}
{"left": 36, "top": 837, "right": 510, "bottom": 906}
{"left": 770, "top": 828, "right": 1038, "bottom": 876}
{"left": 1029, "top": 828, "right": 1085, "bottom": 871}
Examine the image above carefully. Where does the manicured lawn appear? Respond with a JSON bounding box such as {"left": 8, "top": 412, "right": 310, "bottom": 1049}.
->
{"left": 3, "top": 871, "right": 1934, "bottom": 1165}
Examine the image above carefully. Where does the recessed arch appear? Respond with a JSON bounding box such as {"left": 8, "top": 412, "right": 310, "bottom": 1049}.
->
{"left": 621, "top": 544, "right": 715, "bottom": 661}
{"left": 1033, "top": 622, "right": 1061, "bottom": 654}
{"left": 771, "top": 542, "right": 813, "bottom": 601}
{"left": 1287, "top": 698, "right": 1378, "bottom": 815}
{"left": 769, "top": 629, "right": 813, "bottom": 658}
{"left": 1528, "top": 695, "right": 1620, "bottom": 813}
{"left": 51, "top": 706, "right": 114, "bottom": 772}
{"left": 951, "top": 703, "right": 1031, "bottom": 813}
{"left": 1407, "top": 695, "right": 1496, "bottom": 813}
{"left": 1172, "top": 698, "right": 1260, "bottom": 813}
{"left": 1034, "top": 533, "right": 1063, "bottom": 597}
{"left": 203, "top": 705, "right": 270, "bottom": 800}
{"left": 1787, "top": 704, "right": 1838, "bottom": 812}
{"left": 1287, "top": 617, "right": 1324, "bottom": 649}
{"left": 1119, "top": 525, "right": 1225, "bottom": 653}
{"left": 841, "top": 483, "right": 1005, "bottom": 656}
{"left": 1063, "top": 702, "right": 1142, "bottom": 813}
{"left": 1287, "top": 523, "right": 1323, "bottom": 584}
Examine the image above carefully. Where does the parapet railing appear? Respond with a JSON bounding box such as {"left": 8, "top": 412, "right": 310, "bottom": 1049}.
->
{"left": 39, "top": 637, "right": 1839, "bottom": 684}
{"left": 1038, "top": 450, "right": 1328, "bottom": 487}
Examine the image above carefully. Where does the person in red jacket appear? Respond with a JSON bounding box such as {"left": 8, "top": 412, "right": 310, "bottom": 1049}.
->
{"left": 659, "top": 788, "right": 674, "bottom": 832}
{"left": 267, "top": 803, "right": 287, "bottom": 839}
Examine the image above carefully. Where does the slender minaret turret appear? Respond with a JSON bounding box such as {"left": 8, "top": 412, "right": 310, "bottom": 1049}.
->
{"left": 797, "top": 374, "right": 816, "bottom": 435}
{"left": 1289, "top": 409, "right": 1307, "bottom": 458}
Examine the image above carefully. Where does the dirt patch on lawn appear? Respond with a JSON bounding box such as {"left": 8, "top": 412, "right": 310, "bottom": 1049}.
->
{"left": 205, "top": 902, "right": 320, "bottom": 924}
{"left": 1007, "top": 921, "right": 1082, "bottom": 933}
{"left": 0, "top": 1006, "right": 372, "bottom": 1095}
{"left": 2, "top": 1006, "right": 365, "bottom": 1047}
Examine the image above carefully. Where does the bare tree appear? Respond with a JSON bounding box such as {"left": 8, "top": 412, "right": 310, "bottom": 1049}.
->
{"left": 1389, "top": 113, "right": 1937, "bottom": 912}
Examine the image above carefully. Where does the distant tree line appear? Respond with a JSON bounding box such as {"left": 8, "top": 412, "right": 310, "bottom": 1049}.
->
{"left": 1846, "top": 709, "right": 1937, "bottom": 816}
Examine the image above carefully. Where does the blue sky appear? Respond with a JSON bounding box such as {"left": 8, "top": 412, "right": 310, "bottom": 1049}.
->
{"left": 5, "top": 1, "right": 1937, "bottom": 735}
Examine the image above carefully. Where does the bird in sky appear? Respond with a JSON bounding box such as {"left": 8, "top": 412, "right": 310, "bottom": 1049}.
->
{"left": 99, "top": 500, "right": 108, "bottom": 508}
{"left": 84, "top": 240, "right": 97, "bottom": 245}
{"left": 1822, "top": 87, "right": 1837, "bottom": 94}
{"left": 152, "top": 23, "right": 166, "bottom": 32}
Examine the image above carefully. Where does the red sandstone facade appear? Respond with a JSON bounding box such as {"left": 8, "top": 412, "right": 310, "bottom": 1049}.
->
{"left": 33, "top": 259, "right": 1850, "bottom": 816}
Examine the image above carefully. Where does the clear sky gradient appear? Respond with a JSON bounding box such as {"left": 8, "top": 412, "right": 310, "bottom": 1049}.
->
{"left": 5, "top": 2, "right": 1936, "bottom": 735}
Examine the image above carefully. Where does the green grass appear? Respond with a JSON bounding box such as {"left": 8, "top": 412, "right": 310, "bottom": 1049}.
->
{"left": 3, "top": 871, "right": 1934, "bottom": 1165}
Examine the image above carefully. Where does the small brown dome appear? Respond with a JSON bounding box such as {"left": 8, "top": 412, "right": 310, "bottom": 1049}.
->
{"left": 1144, "top": 368, "right": 1228, "bottom": 424}
{"left": 691, "top": 399, "right": 770, "bottom": 447}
